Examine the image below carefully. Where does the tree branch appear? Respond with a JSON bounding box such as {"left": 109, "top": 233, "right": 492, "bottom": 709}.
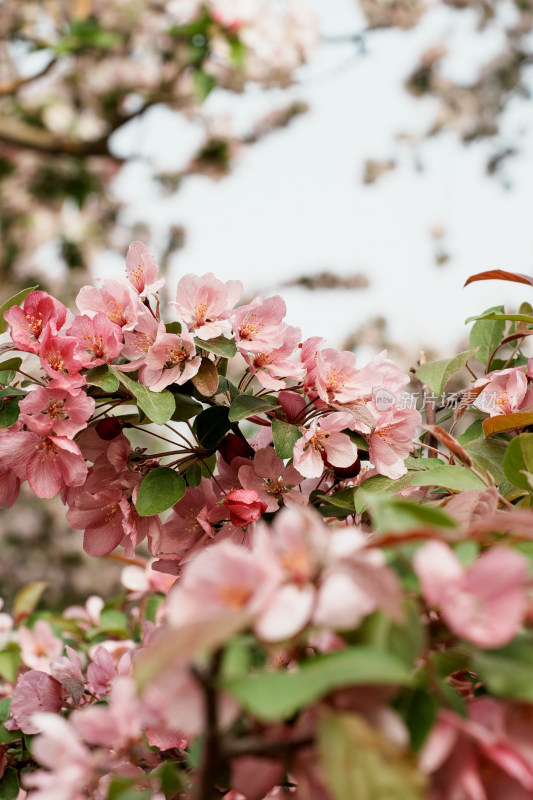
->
{"left": 196, "top": 650, "right": 223, "bottom": 800}
{"left": 0, "top": 57, "right": 57, "bottom": 96}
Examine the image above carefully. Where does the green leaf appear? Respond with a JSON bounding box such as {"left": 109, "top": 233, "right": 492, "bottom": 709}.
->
{"left": 0, "top": 397, "right": 20, "bottom": 427}
{"left": 354, "top": 472, "right": 416, "bottom": 514}
{"left": 0, "top": 285, "right": 39, "bottom": 334}
{"left": 229, "top": 394, "right": 278, "bottom": 422}
{"left": 14, "top": 581, "right": 49, "bottom": 622}
{"left": 165, "top": 321, "right": 182, "bottom": 334}
{"left": 466, "top": 312, "right": 533, "bottom": 325}
{"left": 463, "top": 437, "right": 507, "bottom": 484}
{"left": 171, "top": 392, "right": 203, "bottom": 421}
{"left": 410, "top": 465, "right": 486, "bottom": 492}
{"left": 194, "top": 335, "right": 237, "bottom": 359}
{"left": 186, "top": 463, "right": 202, "bottom": 487}
{"left": 0, "top": 646, "right": 21, "bottom": 684}
{"left": 402, "top": 689, "right": 439, "bottom": 751}
{"left": 86, "top": 364, "right": 119, "bottom": 393}
{"left": 415, "top": 350, "right": 474, "bottom": 395}
{"left": 473, "top": 640, "right": 533, "bottom": 701}
{"left": 136, "top": 467, "right": 186, "bottom": 516}
{"left": 196, "top": 406, "right": 231, "bottom": 450}
{"left": 0, "top": 768, "right": 19, "bottom": 800}
{"left": 361, "top": 495, "right": 457, "bottom": 533}
{"left": 503, "top": 433, "right": 533, "bottom": 491}
{"left": 318, "top": 710, "right": 426, "bottom": 800}
{"left": 404, "top": 456, "right": 448, "bottom": 470}
{"left": 0, "top": 358, "right": 22, "bottom": 376}
{"left": 271, "top": 418, "right": 302, "bottom": 459}
{"left": 99, "top": 609, "right": 128, "bottom": 632}
{"left": 317, "top": 488, "right": 356, "bottom": 510}
{"left": 192, "top": 68, "right": 216, "bottom": 101}
{"left": 229, "top": 36, "right": 247, "bottom": 67}
{"left": 223, "top": 647, "right": 412, "bottom": 722}
{"left": 469, "top": 305, "right": 505, "bottom": 367}
{"left": 110, "top": 368, "right": 175, "bottom": 425}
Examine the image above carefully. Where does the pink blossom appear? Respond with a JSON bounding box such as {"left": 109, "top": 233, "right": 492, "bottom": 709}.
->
{"left": 66, "top": 489, "right": 133, "bottom": 557}
{"left": 165, "top": 540, "right": 282, "bottom": 627}
{"left": 474, "top": 366, "right": 530, "bottom": 416}
{"left": 142, "top": 327, "right": 201, "bottom": 391}
{"left": 414, "top": 541, "right": 528, "bottom": 648}
{"left": 50, "top": 646, "right": 84, "bottom": 703}
{"left": 239, "top": 447, "right": 304, "bottom": 511}
{"left": 0, "top": 465, "right": 20, "bottom": 508}
{"left": 0, "top": 430, "right": 88, "bottom": 498}
{"left": 174, "top": 272, "right": 243, "bottom": 339}
{"left": 76, "top": 279, "right": 140, "bottom": 330}
{"left": 278, "top": 389, "right": 307, "bottom": 424}
{"left": 19, "top": 386, "right": 95, "bottom": 438}
{"left": 359, "top": 402, "right": 421, "bottom": 480}
{"left": 120, "top": 309, "right": 161, "bottom": 368}
{"left": 39, "top": 327, "right": 86, "bottom": 390}
{"left": 6, "top": 671, "right": 63, "bottom": 734}
{"left": 300, "top": 336, "right": 325, "bottom": 396}
{"left": 293, "top": 412, "right": 357, "bottom": 479}
{"left": 243, "top": 325, "right": 305, "bottom": 390}
{"left": 420, "top": 700, "right": 533, "bottom": 800}
{"left": 19, "top": 620, "right": 63, "bottom": 673}
{"left": 87, "top": 645, "right": 115, "bottom": 699}
{"left": 72, "top": 676, "right": 144, "bottom": 750}
{"left": 315, "top": 348, "right": 382, "bottom": 405}
{"left": 158, "top": 479, "right": 218, "bottom": 564}
{"left": 65, "top": 313, "right": 123, "bottom": 366}
{"left": 4, "top": 291, "right": 67, "bottom": 354}
{"left": 222, "top": 489, "right": 268, "bottom": 527}
{"left": 231, "top": 295, "right": 288, "bottom": 354}
{"left": 23, "top": 713, "right": 93, "bottom": 800}
{"left": 125, "top": 240, "right": 165, "bottom": 297}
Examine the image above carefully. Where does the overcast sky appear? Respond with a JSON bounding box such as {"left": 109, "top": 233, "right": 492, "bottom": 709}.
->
{"left": 108, "top": 0, "right": 533, "bottom": 361}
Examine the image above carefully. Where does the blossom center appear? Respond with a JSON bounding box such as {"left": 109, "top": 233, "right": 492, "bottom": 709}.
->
{"left": 47, "top": 351, "right": 65, "bottom": 372}
{"left": 105, "top": 300, "right": 128, "bottom": 327}
{"left": 25, "top": 311, "right": 43, "bottom": 337}
{"left": 46, "top": 400, "right": 66, "bottom": 420}
{"left": 219, "top": 584, "right": 252, "bottom": 610}
{"left": 165, "top": 344, "right": 188, "bottom": 367}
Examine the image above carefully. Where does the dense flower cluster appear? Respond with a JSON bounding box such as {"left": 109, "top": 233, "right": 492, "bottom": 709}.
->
{"left": 1, "top": 261, "right": 533, "bottom": 799}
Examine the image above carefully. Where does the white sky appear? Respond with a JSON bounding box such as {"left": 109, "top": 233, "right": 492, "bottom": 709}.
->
{"left": 106, "top": 0, "right": 533, "bottom": 360}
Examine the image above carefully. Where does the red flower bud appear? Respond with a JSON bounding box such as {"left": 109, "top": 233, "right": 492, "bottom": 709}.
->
{"left": 223, "top": 489, "right": 267, "bottom": 528}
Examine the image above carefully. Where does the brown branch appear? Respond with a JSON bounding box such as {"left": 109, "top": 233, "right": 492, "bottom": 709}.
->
{"left": 223, "top": 734, "right": 314, "bottom": 760}
{"left": 0, "top": 57, "right": 57, "bottom": 96}
{"left": 196, "top": 650, "right": 223, "bottom": 800}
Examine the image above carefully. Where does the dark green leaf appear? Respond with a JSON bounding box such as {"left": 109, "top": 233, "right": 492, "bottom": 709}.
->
{"left": 0, "top": 285, "right": 39, "bottom": 334}
{"left": 136, "top": 468, "right": 186, "bottom": 516}
{"left": 0, "top": 768, "right": 19, "bottom": 800}
{"left": 354, "top": 472, "right": 416, "bottom": 514}
{"left": 466, "top": 312, "right": 533, "bottom": 325}
{"left": 229, "top": 394, "right": 278, "bottom": 422}
{"left": 196, "top": 406, "right": 231, "bottom": 450}
{"left": 86, "top": 365, "right": 119, "bottom": 393}
{"left": 317, "top": 488, "right": 356, "bottom": 510}
{"left": 0, "top": 358, "right": 22, "bottom": 376}
{"left": 186, "top": 462, "right": 202, "bottom": 487}
{"left": 463, "top": 437, "right": 507, "bottom": 484}
{"left": 0, "top": 398, "right": 20, "bottom": 427}
{"left": 194, "top": 335, "right": 237, "bottom": 359}
{"left": 271, "top": 418, "right": 302, "bottom": 459}
{"left": 171, "top": 392, "right": 203, "bottom": 421}
{"left": 223, "top": 647, "right": 412, "bottom": 722}
{"left": 166, "top": 321, "right": 182, "bottom": 334}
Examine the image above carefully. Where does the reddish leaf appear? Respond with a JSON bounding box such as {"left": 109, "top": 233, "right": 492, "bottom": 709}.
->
{"left": 424, "top": 425, "right": 473, "bottom": 467}
{"left": 483, "top": 413, "right": 533, "bottom": 437}
{"left": 464, "top": 270, "right": 533, "bottom": 288}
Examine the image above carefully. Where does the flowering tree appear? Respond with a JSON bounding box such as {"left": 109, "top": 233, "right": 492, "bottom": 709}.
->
{"left": 0, "top": 0, "right": 317, "bottom": 288}
{"left": 1, "top": 252, "right": 533, "bottom": 798}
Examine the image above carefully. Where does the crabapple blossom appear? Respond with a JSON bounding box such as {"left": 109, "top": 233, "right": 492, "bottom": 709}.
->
{"left": 142, "top": 327, "right": 201, "bottom": 391}
{"left": 125, "top": 240, "right": 165, "bottom": 298}
{"left": 4, "top": 291, "right": 67, "bottom": 354}
{"left": 238, "top": 447, "right": 304, "bottom": 511}
{"left": 174, "top": 273, "right": 243, "bottom": 339}
{"left": 76, "top": 279, "right": 141, "bottom": 330}
{"left": 414, "top": 541, "right": 528, "bottom": 648}
{"left": 231, "top": 295, "right": 288, "bottom": 354}
{"left": 19, "top": 386, "right": 95, "bottom": 438}
{"left": 293, "top": 412, "right": 358, "bottom": 478}
{"left": 19, "top": 620, "right": 63, "bottom": 674}
{"left": 65, "top": 313, "right": 123, "bottom": 367}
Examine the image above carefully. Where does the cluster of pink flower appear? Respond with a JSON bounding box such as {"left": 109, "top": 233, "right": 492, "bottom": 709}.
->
{"left": 4, "top": 258, "right": 533, "bottom": 799}
{"left": 0, "top": 241, "right": 421, "bottom": 567}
